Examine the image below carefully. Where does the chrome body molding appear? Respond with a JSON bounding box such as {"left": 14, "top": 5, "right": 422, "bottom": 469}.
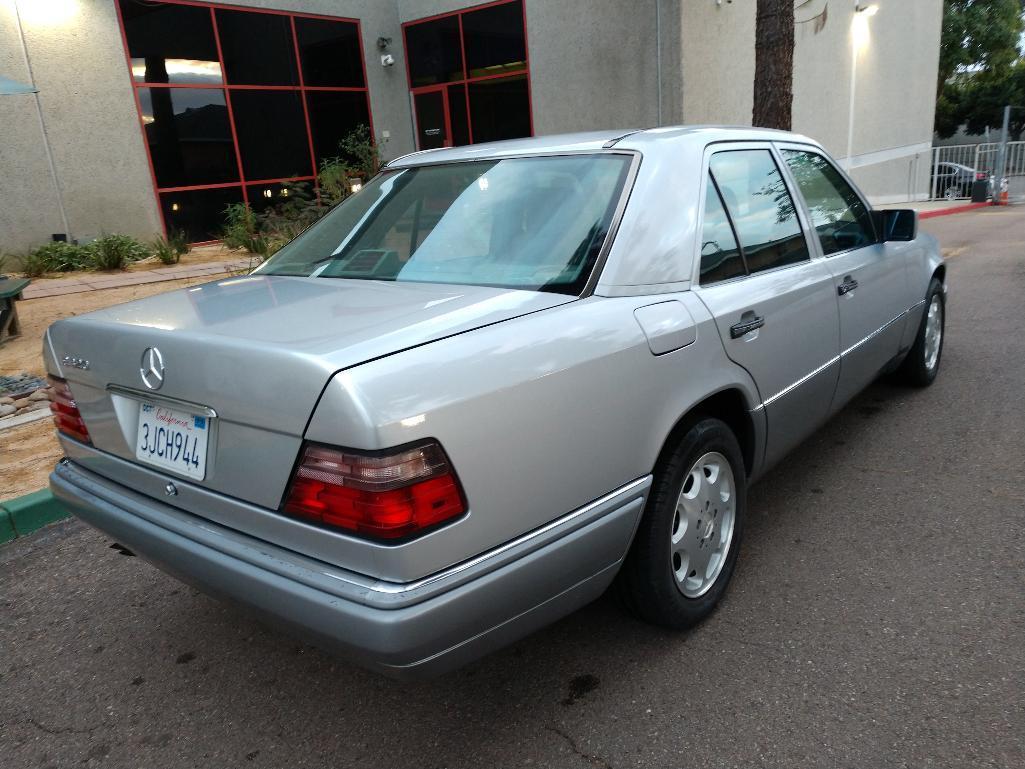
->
{"left": 753, "top": 299, "right": 927, "bottom": 412}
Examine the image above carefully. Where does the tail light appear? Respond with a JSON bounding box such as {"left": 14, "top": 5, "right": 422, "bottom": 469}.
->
{"left": 282, "top": 441, "right": 466, "bottom": 541}
{"left": 47, "top": 375, "right": 91, "bottom": 444}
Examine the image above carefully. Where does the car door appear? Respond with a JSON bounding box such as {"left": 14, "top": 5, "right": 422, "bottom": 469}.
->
{"left": 777, "top": 145, "right": 909, "bottom": 412}
{"left": 692, "top": 145, "right": 841, "bottom": 470}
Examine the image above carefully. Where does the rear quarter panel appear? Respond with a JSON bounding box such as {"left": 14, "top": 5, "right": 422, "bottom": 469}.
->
{"left": 306, "top": 293, "right": 761, "bottom": 582}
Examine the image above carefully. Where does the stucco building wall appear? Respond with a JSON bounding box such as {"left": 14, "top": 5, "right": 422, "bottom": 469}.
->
{"left": 0, "top": 0, "right": 942, "bottom": 257}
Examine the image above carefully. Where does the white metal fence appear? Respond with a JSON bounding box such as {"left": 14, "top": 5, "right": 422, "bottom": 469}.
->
{"left": 930, "top": 141, "right": 1025, "bottom": 201}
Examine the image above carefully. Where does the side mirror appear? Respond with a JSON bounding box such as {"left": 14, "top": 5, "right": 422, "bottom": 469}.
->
{"left": 873, "top": 209, "right": 918, "bottom": 242}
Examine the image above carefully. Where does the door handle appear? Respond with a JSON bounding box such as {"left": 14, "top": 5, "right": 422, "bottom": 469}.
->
{"left": 837, "top": 276, "right": 859, "bottom": 296}
{"left": 730, "top": 312, "right": 765, "bottom": 339}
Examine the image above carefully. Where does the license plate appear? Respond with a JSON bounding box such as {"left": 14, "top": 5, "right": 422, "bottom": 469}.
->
{"left": 135, "top": 402, "right": 210, "bottom": 480}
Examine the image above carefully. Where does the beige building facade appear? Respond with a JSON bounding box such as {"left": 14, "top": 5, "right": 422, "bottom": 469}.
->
{"left": 0, "top": 0, "right": 942, "bottom": 255}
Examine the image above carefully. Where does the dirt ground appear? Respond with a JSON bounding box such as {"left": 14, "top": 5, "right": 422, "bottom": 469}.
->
{"left": 0, "top": 274, "right": 231, "bottom": 503}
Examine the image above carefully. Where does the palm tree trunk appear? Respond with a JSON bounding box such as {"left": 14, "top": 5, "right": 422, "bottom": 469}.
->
{"left": 753, "top": 0, "right": 795, "bottom": 130}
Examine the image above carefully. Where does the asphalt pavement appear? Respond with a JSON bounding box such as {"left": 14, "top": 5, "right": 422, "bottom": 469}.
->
{"left": 2, "top": 207, "right": 1023, "bottom": 768}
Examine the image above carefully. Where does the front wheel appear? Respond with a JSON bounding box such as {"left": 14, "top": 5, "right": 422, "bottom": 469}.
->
{"left": 618, "top": 418, "right": 746, "bottom": 629}
{"left": 897, "top": 277, "right": 945, "bottom": 387}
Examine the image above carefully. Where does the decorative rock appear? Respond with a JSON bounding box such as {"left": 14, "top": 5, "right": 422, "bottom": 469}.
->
{"left": 0, "top": 396, "right": 14, "bottom": 405}
{"left": 28, "top": 389, "right": 52, "bottom": 402}
{"left": 0, "top": 404, "right": 16, "bottom": 417}
{"left": 19, "top": 400, "right": 50, "bottom": 412}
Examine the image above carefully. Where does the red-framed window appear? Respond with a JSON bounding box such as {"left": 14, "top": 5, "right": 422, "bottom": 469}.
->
{"left": 115, "top": 0, "right": 374, "bottom": 242}
{"left": 402, "top": 0, "right": 532, "bottom": 150}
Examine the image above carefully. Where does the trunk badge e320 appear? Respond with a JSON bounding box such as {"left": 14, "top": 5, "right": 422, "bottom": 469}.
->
{"left": 140, "top": 347, "right": 165, "bottom": 391}
{"left": 61, "top": 355, "right": 90, "bottom": 370}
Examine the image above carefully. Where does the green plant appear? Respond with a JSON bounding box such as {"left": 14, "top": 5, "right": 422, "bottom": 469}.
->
{"left": 0, "top": 252, "right": 8, "bottom": 274}
{"left": 338, "top": 123, "right": 381, "bottom": 179}
{"left": 152, "top": 235, "right": 181, "bottom": 265}
{"left": 222, "top": 202, "right": 259, "bottom": 250}
{"left": 88, "top": 234, "right": 150, "bottom": 271}
{"left": 167, "top": 228, "right": 191, "bottom": 256}
{"left": 25, "top": 241, "right": 90, "bottom": 273}
{"left": 20, "top": 249, "right": 51, "bottom": 277}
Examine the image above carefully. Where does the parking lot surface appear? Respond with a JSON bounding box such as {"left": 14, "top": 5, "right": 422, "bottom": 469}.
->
{"left": 1, "top": 208, "right": 1023, "bottom": 768}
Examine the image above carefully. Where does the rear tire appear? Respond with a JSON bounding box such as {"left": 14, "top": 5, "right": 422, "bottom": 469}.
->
{"left": 897, "top": 277, "right": 945, "bottom": 387}
{"left": 618, "top": 418, "right": 746, "bottom": 629}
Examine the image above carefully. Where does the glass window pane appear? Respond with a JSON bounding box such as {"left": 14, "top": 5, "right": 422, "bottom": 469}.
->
{"left": 782, "top": 150, "right": 875, "bottom": 255}
{"left": 468, "top": 74, "right": 531, "bottom": 143}
{"left": 257, "top": 155, "right": 632, "bottom": 296}
{"left": 709, "top": 150, "right": 809, "bottom": 274}
{"left": 700, "top": 175, "right": 745, "bottom": 284}
{"left": 405, "top": 16, "right": 463, "bottom": 87}
{"left": 295, "top": 18, "right": 365, "bottom": 88}
{"left": 138, "top": 87, "right": 238, "bottom": 187}
{"left": 447, "top": 84, "right": 470, "bottom": 146}
{"left": 462, "top": 0, "right": 527, "bottom": 78}
{"left": 229, "top": 90, "right": 312, "bottom": 181}
{"left": 305, "top": 91, "right": 371, "bottom": 167}
{"left": 160, "top": 187, "right": 243, "bottom": 242}
{"left": 214, "top": 9, "right": 298, "bottom": 86}
{"left": 120, "top": 0, "right": 222, "bottom": 84}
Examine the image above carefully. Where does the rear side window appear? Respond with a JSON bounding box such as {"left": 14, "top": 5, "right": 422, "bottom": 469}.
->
{"left": 782, "top": 149, "right": 875, "bottom": 255}
{"left": 709, "top": 149, "right": 809, "bottom": 274}
{"left": 700, "top": 175, "right": 745, "bottom": 284}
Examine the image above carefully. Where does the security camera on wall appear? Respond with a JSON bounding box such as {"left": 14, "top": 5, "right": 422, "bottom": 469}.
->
{"left": 381, "top": 53, "right": 395, "bottom": 67}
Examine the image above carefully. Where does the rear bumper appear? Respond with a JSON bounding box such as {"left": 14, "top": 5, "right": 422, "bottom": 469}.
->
{"left": 51, "top": 460, "right": 649, "bottom": 679}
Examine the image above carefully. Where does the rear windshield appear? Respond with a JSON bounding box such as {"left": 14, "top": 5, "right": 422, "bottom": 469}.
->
{"left": 255, "top": 154, "right": 633, "bottom": 295}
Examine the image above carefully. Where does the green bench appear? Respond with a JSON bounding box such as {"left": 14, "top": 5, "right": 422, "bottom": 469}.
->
{"left": 0, "top": 277, "right": 30, "bottom": 345}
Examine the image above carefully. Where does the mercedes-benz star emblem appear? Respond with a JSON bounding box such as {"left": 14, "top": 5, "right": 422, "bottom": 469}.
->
{"left": 140, "top": 347, "right": 165, "bottom": 391}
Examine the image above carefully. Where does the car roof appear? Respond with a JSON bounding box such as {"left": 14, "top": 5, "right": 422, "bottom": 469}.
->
{"left": 384, "top": 125, "right": 821, "bottom": 168}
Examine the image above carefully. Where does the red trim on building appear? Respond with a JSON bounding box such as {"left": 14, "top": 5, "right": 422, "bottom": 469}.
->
{"left": 403, "top": 0, "right": 532, "bottom": 150}
{"left": 114, "top": 0, "right": 373, "bottom": 238}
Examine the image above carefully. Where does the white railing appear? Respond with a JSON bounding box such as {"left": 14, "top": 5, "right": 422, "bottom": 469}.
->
{"left": 930, "top": 141, "right": 1025, "bottom": 200}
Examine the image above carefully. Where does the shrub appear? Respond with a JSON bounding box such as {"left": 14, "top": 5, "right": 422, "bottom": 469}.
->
{"left": 168, "top": 228, "right": 191, "bottom": 256}
{"left": 151, "top": 236, "right": 181, "bottom": 265}
{"left": 24, "top": 241, "right": 90, "bottom": 274}
{"left": 20, "top": 249, "right": 51, "bottom": 277}
{"left": 0, "top": 252, "right": 7, "bottom": 275}
{"left": 222, "top": 202, "right": 259, "bottom": 250}
{"left": 88, "top": 234, "right": 150, "bottom": 271}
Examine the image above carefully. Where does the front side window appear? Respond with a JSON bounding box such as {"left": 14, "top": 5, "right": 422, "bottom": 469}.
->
{"left": 782, "top": 150, "right": 875, "bottom": 255}
{"left": 709, "top": 149, "right": 809, "bottom": 274}
{"left": 257, "top": 154, "right": 632, "bottom": 295}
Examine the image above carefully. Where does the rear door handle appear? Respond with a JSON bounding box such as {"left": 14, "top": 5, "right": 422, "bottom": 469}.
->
{"left": 730, "top": 313, "right": 765, "bottom": 339}
{"left": 837, "top": 276, "right": 859, "bottom": 296}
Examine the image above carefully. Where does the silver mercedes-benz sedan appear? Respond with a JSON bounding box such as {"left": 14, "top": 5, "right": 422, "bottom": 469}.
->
{"left": 47, "top": 127, "right": 945, "bottom": 678}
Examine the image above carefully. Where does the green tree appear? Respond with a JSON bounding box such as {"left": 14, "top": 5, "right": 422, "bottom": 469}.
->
{"left": 935, "top": 0, "right": 1025, "bottom": 138}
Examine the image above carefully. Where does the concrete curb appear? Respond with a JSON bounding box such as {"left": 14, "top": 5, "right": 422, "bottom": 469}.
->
{"left": 0, "top": 489, "right": 68, "bottom": 545}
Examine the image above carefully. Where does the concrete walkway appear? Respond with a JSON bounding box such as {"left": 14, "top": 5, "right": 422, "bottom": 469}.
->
{"left": 21, "top": 258, "right": 253, "bottom": 300}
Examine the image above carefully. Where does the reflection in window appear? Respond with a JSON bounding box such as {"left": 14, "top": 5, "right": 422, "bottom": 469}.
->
{"left": 709, "top": 150, "right": 808, "bottom": 274}
{"left": 230, "top": 90, "right": 312, "bottom": 180}
{"left": 138, "top": 87, "right": 238, "bottom": 188}
{"left": 405, "top": 15, "right": 464, "bottom": 87}
{"left": 468, "top": 75, "right": 531, "bottom": 143}
{"left": 462, "top": 0, "right": 526, "bottom": 78}
{"left": 782, "top": 150, "right": 875, "bottom": 255}
{"left": 121, "top": 0, "right": 221, "bottom": 84}
{"left": 215, "top": 9, "right": 298, "bottom": 86}
{"left": 161, "top": 187, "right": 243, "bottom": 243}
{"left": 295, "top": 17, "right": 365, "bottom": 88}
{"left": 258, "top": 155, "right": 631, "bottom": 296}
{"left": 306, "top": 91, "right": 372, "bottom": 166}
{"left": 700, "top": 175, "right": 746, "bottom": 284}
{"left": 119, "top": 0, "right": 373, "bottom": 242}
{"left": 448, "top": 84, "right": 470, "bottom": 146}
